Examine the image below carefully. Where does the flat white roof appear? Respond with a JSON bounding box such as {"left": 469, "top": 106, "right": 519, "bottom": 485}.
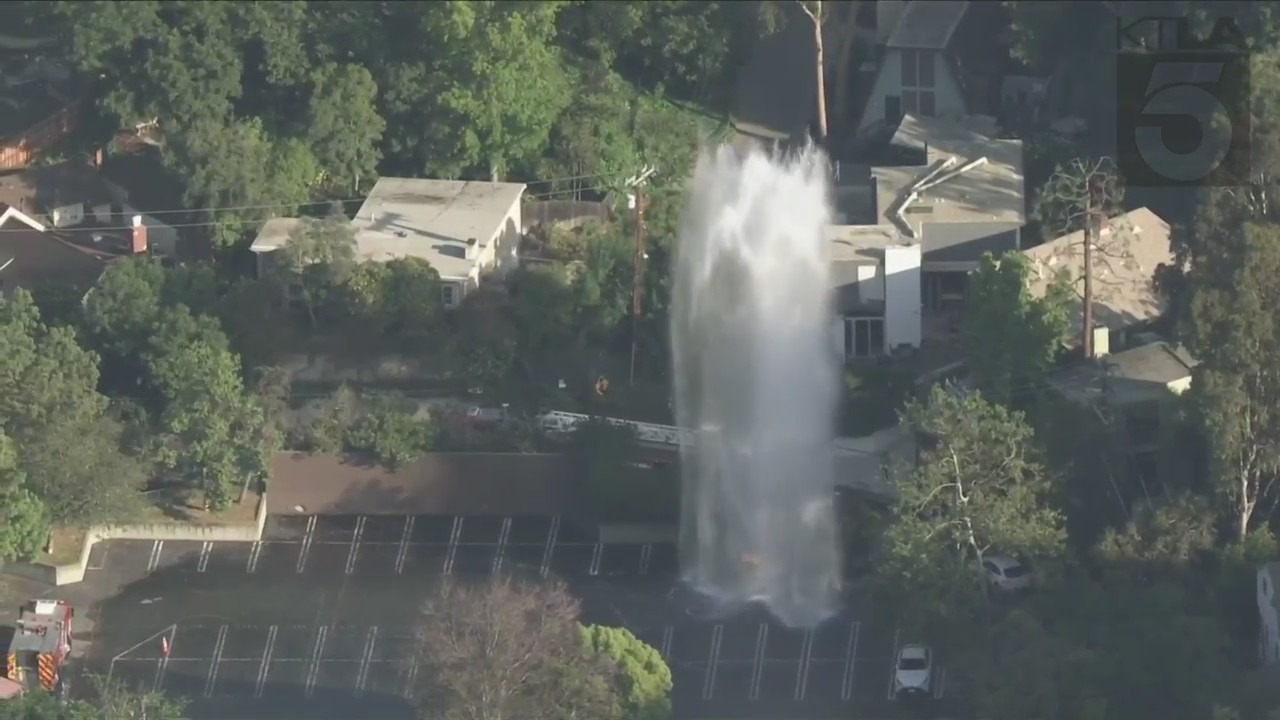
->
{"left": 874, "top": 114, "right": 1024, "bottom": 235}
{"left": 249, "top": 217, "right": 305, "bottom": 253}
{"left": 348, "top": 177, "right": 525, "bottom": 280}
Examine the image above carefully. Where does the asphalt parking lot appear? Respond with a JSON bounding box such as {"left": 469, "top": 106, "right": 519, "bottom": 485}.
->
{"left": 83, "top": 515, "right": 959, "bottom": 719}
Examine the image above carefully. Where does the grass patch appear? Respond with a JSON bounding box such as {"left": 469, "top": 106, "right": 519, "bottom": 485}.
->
{"left": 36, "top": 526, "right": 88, "bottom": 566}
{"left": 138, "top": 486, "right": 263, "bottom": 526}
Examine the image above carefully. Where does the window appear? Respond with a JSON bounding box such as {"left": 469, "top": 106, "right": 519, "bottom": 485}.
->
{"left": 441, "top": 284, "right": 457, "bottom": 307}
{"left": 845, "top": 317, "right": 886, "bottom": 358}
{"left": 899, "top": 49, "right": 936, "bottom": 116}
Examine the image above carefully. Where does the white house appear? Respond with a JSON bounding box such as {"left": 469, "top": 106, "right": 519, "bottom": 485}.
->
{"left": 1259, "top": 563, "right": 1280, "bottom": 664}
{"left": 857, "top": 1, "right": 972, "bottom": 135}
{"left": 827, "top": 224, "right": 922, "bottom": 359}
{"left": 251, "top": 177, "right": 527, "bottom": 308}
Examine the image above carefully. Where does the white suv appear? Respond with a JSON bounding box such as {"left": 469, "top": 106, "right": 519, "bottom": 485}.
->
{"left": 894, "top": 644, "right": 932, "bottom": 697}
{"left": 984, "top": 554, "right": 1033, "bottom": 592}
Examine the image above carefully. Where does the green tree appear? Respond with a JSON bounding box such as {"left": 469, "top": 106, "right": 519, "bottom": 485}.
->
{"left": 581, "top": 625, "right": 672, "bottom": 720}
{"left": 0, "top": 431, "right": 50, "bottom": 564}
{"left": 275, "top": 217, "right": 359, "bottom": 328}
{"left": 0, "top": 291, "right": 144, "bottom": 524}
{"left": 568, "top": 418, "right": 677, "bottom": 523}
{"left": 0, "top": 673, "right": 189, "bottom": 720}
{"left": 306, "top": 63, "right": 386, "bottom": 193}
{"left": 83, "top": 256, "right": 167, "bottom": 363}
{"left": 875, "top": 387, "right": 1066, "bottom": 632}
{"left": 395, "top": 1, "right": 572, "bottom": 179}
{"left": 151, "top": 340, "right": 268, "bottom": 509}
{"left": 961, "top": 252, "right": 1070, "bottom": 404}
{"left": 1186, "top": 222, "right": 1280, "bottom": 539}
{"left": 343, "top": 393, "right": 433, "bottom": 467}
{"left": 1032, "top": 157, "right": 1125, "bottom": 242}
{"left": 340, "top": 258, "right": 443, "bottom": 348}
{"left": 299, "top": 385, "right": 361, "bottom": 454}
{"left": 973, "top": 609, "right": 1101, "bottom": 720}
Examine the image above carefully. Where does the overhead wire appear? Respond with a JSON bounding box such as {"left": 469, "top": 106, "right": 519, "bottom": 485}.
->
{"left": 0, "top": 168, "right": 637, "bottom": 234}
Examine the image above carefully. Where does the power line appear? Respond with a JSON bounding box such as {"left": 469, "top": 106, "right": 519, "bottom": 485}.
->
{"left": 0, "top": 173, "right": 634, "bottom": 234}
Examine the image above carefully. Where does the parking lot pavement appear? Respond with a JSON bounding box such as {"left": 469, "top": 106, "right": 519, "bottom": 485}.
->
{"left": 85, "top": 513, "right": 908, "bottom": 719}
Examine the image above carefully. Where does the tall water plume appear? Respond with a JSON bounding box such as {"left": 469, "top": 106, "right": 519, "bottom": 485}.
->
{"left": 671, "top": 143, "right": 842, "bottom": 628}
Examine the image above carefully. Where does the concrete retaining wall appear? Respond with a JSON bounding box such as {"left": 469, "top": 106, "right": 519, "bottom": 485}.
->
{"left": 4, "top": 494, "right": 268, "bottom": 586}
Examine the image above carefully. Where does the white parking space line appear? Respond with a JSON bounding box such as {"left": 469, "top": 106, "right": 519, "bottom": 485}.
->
{"left": 246, "top": 541, "right": 262, "bottom": 573}
{"left": 404, "top": 654, "right": 419, "bottom": 699}
{"left": 748, "top": 624, "right": 768, "bottom": 701}
{"left": 588, "top": 542, "right": 604, "bottom": 576}
{"left": 304, "top": 626, "right": 328, "bottom": 698}
{"left": 794, "top": 628, "right": 815, "bottom": 701}
{"left": 639, "top": 544, "right": 652, "bottom": 575}
{"left": 204, "top": 625, "right": 228, "bottom": 697}
{"left": 196, "top": 542, "right": 212, "bottom": 573}
{"left": 296, "top": 516, "right": 317, "bottom": 574}
{"left": 841, "top": 622, "right": 860, "bottom": 701}
{"left": 151, "top": 626, "right": 177, "bottom": 692}
{"left": 86, "top": 543, "right": 110, "bottom": 571}
{"left": 934, "top": 666, "right": 947, "bottom": 699}
{"left": 702, "top": 624, "right": 724, "bottom": 701}
{"left": 355, "top": 626, "right": 378, "bottom": 697}
{"left": 444, "top": 517, "right": 463, "bottom": 575}
{"left": 660, "top": 626, "right": 673, "bottom": 660}
{"left": 886, "top": 627, "right": 900, "bottom": 701}
{"left": 254, "top": 625, "right": 277, "bottom": 699}
{"left": 540, "top": 516, "right": 560, "bottom": 578}
{"left": 345, "top": 516, "right": 367, "bottom": 575}
{"left": 146, "top": 541, "right": 164, "bottom": 572}
{"left": 492, "top": 517, "right": 511, "bottom": 574}
{"left": 395, "top": 517, "right": 415, "bottom": 574}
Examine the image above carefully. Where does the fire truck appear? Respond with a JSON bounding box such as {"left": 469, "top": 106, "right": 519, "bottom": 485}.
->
{"left": 2, "top": 600, "right": 73, "bottom": 700}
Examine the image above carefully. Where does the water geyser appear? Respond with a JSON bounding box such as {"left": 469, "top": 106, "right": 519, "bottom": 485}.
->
{"left": 672, "top": 142, "right": 842, "bottom": 628}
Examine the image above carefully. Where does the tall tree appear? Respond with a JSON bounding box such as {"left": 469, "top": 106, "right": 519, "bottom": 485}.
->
{"left": 581, "top": 625, "right": 673, "bottom": 720}
{"left": 0, "top": 431, "right": 50, "bottom": 564}
{"left": 876, "top": 387, "right": 1066, "bottom": 632}
{"left": 1186, "top": 222, "right": 1280, "bottom": 539}
{"left": 274, "top": 217, "right": 359, "bottom": 328}
{"left": 961, "top": 251, "right": 1070, "bottom": 404}
{"left": 305, "top": 63, "right": 386, "bottom": 193}
{"left": 412, "top": 575, "right": 618, "bottom": 720}
{"left": 392, "top": 1, "right": 573, "bottom": 179}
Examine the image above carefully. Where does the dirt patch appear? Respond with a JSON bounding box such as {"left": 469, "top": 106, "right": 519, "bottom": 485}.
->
{"left": 36, "top": 526, "right": 87, "bottom": 566}
{"left": 138, "top": 487, "right": 263, "bottom": 526}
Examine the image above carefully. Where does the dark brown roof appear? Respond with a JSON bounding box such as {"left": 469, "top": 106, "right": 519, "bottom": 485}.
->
{"left": 0, "top": 161, "right": 127, "bottom": 215}
{"left": 267, "top": 452, "right": 573, "bottom": 516}
{"left": 0, "top": 225, "right": 107, "bottom": 293}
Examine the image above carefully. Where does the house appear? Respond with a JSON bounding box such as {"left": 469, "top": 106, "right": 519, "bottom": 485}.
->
{"left": 0, "top": 162, "right": 164, "bottom": 294}
{"left": 1260, "top": 562, "right": 1280, "bottom": 665}
{"left": 251, "top": 177, "right": 526, "bottom": 309}
{"left": 858, "top": 1, "right": 994, "bottom": 134}
{"left": 1024, "top": 206, "right": 1174, "bottom": 343}
{"left": 827, "top": 224, "right": 921, "bottom": 358}
{"left": 0, "top": 41, "right": 80, "bottom": 172}
{"left": 1047, "top": 333, "right": 1199, "bottom": 486}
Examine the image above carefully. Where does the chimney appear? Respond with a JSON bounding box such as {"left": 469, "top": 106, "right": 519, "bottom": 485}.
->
{"left": 1091, "top": 325, "right": 1110, "bottom": 358}
{"left": 465, "top": 237, "right": 478, "bottom": 260}
{"left": 130, "top": 215, "right": 147, "bottom": 254}
{"left": 93, "top": 148, "right": 103, "bottom": 169}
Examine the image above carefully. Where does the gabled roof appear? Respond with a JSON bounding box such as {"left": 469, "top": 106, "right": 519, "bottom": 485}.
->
{"left": 248, "top": 217, "right": 306, "bottom": 254}
{"left": 1049, "top": 339, "right": 1198, "bottom": 406}
{"left": 1023, "top": 207, "right": 1174, "bottom": 333}
{"left": 886, "top": 1, "right": 970, "bottom": 49}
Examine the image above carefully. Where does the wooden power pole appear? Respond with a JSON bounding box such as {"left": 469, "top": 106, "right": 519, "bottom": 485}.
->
{"left": 626, "top": 166, "right": 655, "bottom": 386}
{"left": 1082, "top": 175, "right": 1099, "bottom": 358}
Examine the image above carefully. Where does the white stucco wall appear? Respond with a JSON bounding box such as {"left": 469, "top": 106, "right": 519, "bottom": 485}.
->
{"left": 858, "top": 47, "right": 967, "bottom": 133}
{"left": 883, "top": 243, "right": 922, "bottom": 350}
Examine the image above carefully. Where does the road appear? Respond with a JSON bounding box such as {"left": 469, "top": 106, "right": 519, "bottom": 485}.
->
{"left": 79, "top": 514, "right": 962, "bottom": 719}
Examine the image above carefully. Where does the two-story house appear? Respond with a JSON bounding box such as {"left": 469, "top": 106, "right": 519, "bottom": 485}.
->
{"left": 252, "top": 177, "right": 527, "bottom": 309}
{"left": 827, "top": 224, "right": 921, "bottom": 359}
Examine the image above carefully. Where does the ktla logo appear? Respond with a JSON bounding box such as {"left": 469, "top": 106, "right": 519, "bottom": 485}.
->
{"left": 1116, "top": 15, "right": 1251, "bottom": 187}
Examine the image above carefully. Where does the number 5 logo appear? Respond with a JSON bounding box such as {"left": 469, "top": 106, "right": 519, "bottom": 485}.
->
{"left": 1134, "top": 61, "right": 1233, "bottom": 182}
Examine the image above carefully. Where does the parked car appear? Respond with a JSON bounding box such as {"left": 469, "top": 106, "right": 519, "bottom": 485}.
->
{"left": 983, "top": 554, "right": 1033, "bottom": 592}
{"left": 894, "top": 644, "right": 933, "bottom": 697}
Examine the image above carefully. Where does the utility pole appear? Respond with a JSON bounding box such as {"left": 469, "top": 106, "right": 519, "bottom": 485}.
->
{"left": 626, "top": 167, "right": 656, "bottom": 386}
{"left": 1082, "top": 174, "right": 1100, "bottom": 358}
